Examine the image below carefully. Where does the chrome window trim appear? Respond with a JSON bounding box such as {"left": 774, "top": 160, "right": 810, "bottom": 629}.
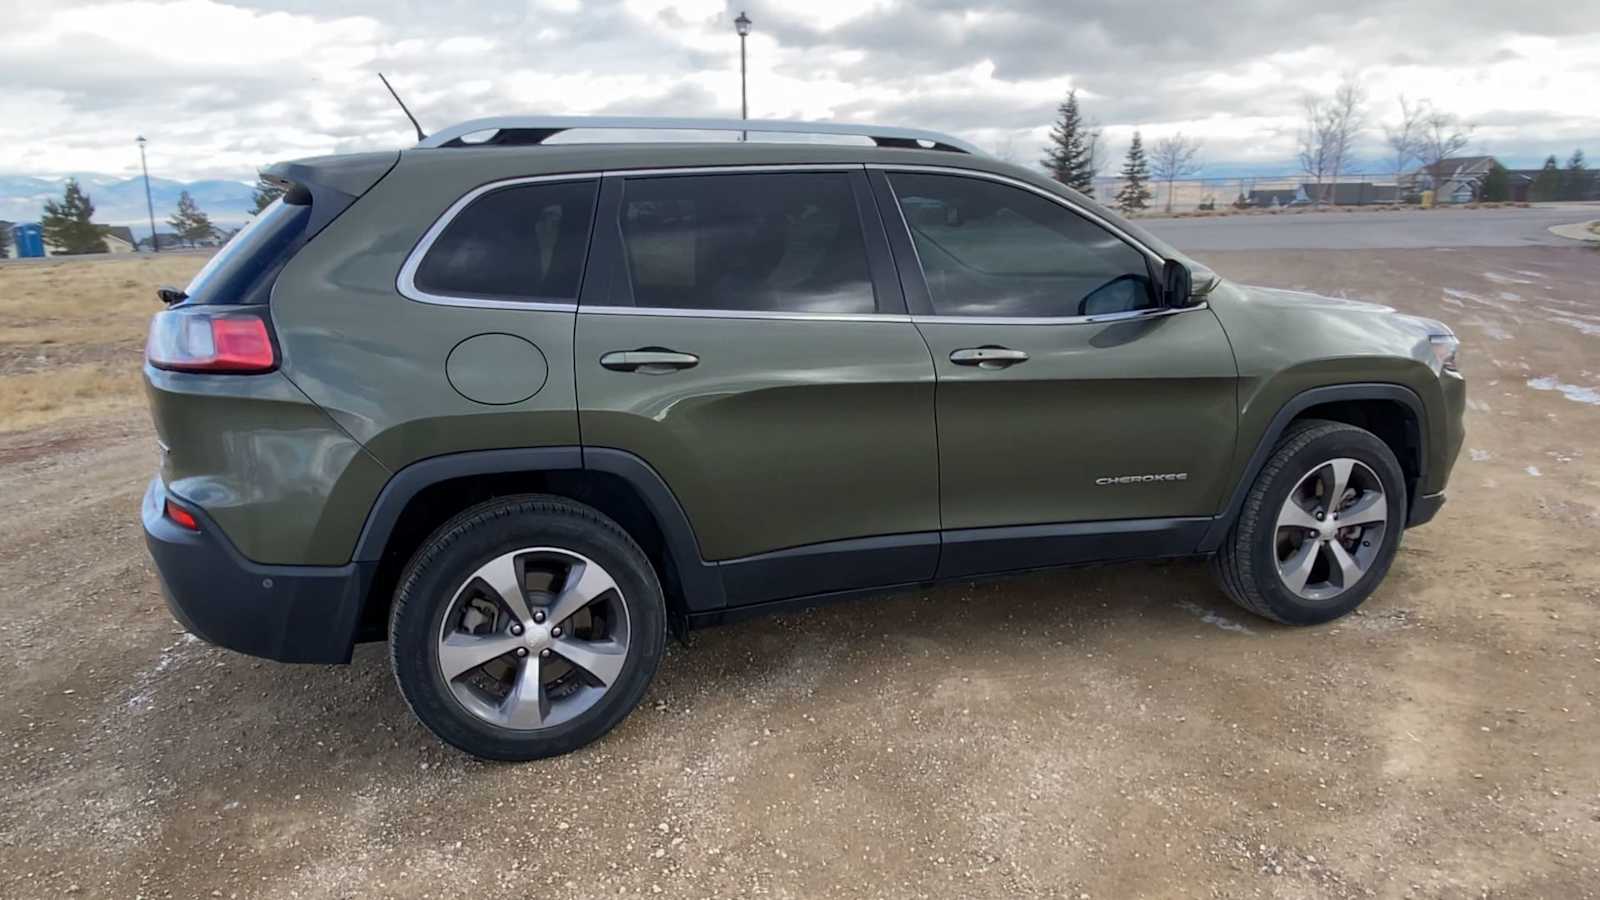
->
{"left": 910, "top": 302, "right": 1207, "bottom": 327}
{"left": 398, "top": 165, "right": 878, "bottom": 311}
{"left": 396, "top": 171, "right": 603, "bottom": 310}
{"left": 582, "top": 306, "right": 910, "bottom": 324}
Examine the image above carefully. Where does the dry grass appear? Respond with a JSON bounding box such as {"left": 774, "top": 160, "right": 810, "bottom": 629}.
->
{"left": 0, "top": 364, "right": 146, "bottom": 431}
{"left": 0, "top": 253, "right": 208, "bottom": 431}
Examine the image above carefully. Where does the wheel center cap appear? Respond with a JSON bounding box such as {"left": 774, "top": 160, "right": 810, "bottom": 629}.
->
{"left": 523, "top": 623, "right": 552, "bottom": 649}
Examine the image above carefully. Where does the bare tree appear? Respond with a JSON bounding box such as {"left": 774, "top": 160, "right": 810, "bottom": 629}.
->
{"left": 1419, "top": 105, "right": 1473, "bottom": 170}
{"left": 1150, "top": 132, "right": 1203, "bottom": 213}
{"left": 1382, "top": 94, "right": 1426, "bottom": 180}
{"left": 1299, "top": 78, "right": 1365, "bottom": 207}
{"left": 1298, "top": 94, "right": 1337, "bottom": 206}
{"left": 1083, "top": 122, "right": 1105, "bottom": 197}
{"left": 992, "top": 134, "right": 1022, "bottom": 165}
{"left": 1324, "top": 76, "right": 1365, "bottom": 200}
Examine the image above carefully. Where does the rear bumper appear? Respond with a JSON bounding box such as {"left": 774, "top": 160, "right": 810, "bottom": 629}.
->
{"left": 142, "top": 478, "right": 373, "bottom": 664}
{"left": 1407, "top": 490, "right": 1446, "bottom": 528}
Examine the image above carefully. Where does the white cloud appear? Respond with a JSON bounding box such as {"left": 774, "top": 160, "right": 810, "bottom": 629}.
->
{"left": 1, "top": 0, "right": 1596, "bottom": 181}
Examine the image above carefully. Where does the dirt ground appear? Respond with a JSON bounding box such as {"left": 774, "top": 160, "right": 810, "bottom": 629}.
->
{"left": 1, "top": 245, "right": 1597, "bottom": 899}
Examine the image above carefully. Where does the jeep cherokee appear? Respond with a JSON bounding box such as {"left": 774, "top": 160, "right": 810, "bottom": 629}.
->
{"left": 141, "top": 116, "right": 1466, "bottom": 760}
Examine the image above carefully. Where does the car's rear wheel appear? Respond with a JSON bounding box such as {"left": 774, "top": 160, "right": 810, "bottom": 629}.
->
{"left": 1213, "top": 419, "right": 1407, "bottom": 624}
{"left": 389, "top": 495, "right": 665, "bottom": 761}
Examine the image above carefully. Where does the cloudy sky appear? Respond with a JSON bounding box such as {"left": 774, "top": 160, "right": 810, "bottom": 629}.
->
{"left": 3, "top": 0, "right": 1598, "bottom": 183}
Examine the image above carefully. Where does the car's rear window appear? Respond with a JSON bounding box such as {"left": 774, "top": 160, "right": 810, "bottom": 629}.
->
{"left": 183, "top": 195, "right": 312, "bottom": 304}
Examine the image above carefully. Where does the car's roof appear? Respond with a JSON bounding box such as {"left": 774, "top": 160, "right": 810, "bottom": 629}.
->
{"left": 280, "top": 139, "right": 1188, "bottom": 264}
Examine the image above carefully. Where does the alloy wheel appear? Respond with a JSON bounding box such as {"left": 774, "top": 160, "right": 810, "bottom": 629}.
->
{"left": 435, "top": 547, "right": 630, "bottom": 730}
{"left": 1274, "top": 458, "right": 1389, "bottom": 603}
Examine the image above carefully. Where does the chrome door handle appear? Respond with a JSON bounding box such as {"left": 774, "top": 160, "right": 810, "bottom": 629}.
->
{"left": 599, "top": 349, "right": 700, "bottom": 374}
{"left": 950, "top": 347, "right": 1029, "bottom": 369}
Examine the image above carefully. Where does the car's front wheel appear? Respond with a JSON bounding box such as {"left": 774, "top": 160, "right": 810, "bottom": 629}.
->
{"left": 1213, "top": 419, "right": 1408, "bottom": 624}
{"left": 389, "top": 495, "right": 665, "bottom": 761}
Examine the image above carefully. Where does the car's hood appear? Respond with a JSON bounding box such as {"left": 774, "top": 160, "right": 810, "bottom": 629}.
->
{"left": 1230, "top": 283, "right": 1395, "bottom": 316}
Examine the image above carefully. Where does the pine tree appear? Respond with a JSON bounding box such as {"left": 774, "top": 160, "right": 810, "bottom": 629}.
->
{"left": 169, "top": 191, "right": 215, "bottom": 246}
{"left": 1114, "top": 131, "right": 1154, "bottom": 213}
{"left": 1479, "top": 163, "right": 1509, "bottom": 202}
{"left": 1564, "top": 149, "right": 1589, "bottom": 201}
{"left": 1530, "top": 155, "right": 1561, "bottom": 202}
{"left": 1041, "top": 90, "right": 1096, "bottom": 195}
{"left": 40, "top": 179, "right": 105, "bottom": 254}
{"left": 251, "top": 182, "right": 284, "bottom": 214}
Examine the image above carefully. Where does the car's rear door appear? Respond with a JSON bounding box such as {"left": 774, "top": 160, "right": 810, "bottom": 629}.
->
{"left": 871, "top": 168, "right": 1238, "bottom": 577}
{"left": 576, "top": 167, "right": 939, "bottom": 608}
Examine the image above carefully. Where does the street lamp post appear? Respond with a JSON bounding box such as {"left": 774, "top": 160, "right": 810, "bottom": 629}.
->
{"left": 734, "top": 11, "right": 752, "bottom": 141}
{"left": 136, "top": 136, "right": 158, "bottom": 253}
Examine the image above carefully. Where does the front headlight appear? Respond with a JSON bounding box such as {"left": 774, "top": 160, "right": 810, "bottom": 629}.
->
{"left": 1429, "top": 333, "right": 1460, "bottom": 373}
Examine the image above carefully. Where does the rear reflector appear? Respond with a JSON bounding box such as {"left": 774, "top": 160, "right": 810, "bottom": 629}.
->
{"left": 146, "top": 308, "right": 277, "bottom": 374}
{"left": 164, "top": 499, "right": 200, "bottom": 531}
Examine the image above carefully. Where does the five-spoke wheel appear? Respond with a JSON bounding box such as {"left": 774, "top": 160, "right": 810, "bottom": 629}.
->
{"left": 390, "top": 495, "right": 665, "bottom": 761}
{"left": 1273, "top": 458, "right": 1389, "bottom": 602}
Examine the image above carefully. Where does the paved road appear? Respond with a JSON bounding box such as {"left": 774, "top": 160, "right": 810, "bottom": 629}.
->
{"left": 1142, "top": 204, "right": 1599, "bottom": 251}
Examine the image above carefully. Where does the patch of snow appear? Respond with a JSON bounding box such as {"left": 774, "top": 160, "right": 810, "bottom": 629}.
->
{"left": 1176, "top": 601, "right": 1254, "bottom": 635}
{"left": 1498, "top": 292, "right": 1524, "bottom": 302}
{"left": 1469, "top": 449, "right": 1491, "bottom": 462}
{"left": 1484, "top": 271, "right": 1536, "bottom": 285}
{"left": 1525, "top": 466, "right": 1542, "bottom": 477}
{"left": 1460, "top": 316, "right": 1513, "bottom": 340}
{"left": 1509, "top": 269, "right": 1547, "bottom": 280}
{"left": 1527, "top": 376, "right": 1600, "bottom": 406}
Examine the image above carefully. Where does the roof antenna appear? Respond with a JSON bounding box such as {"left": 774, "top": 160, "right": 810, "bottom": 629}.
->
{"left": 378, "top": 72, "right": 426, "bottom": 141}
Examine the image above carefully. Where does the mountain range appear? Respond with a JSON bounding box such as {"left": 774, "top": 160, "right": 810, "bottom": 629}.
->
{"left": 0, "top": 173, "right": 256, "bottom": 241}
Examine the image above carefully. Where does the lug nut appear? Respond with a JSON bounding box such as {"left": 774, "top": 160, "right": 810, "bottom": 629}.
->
{"left": 1314, "top": 511, "right": 1325, "bottom": 521}
{"left": 551, "top": 626, "right": 563, "bottom": 638}
{"left": 510, "top": 624, "right": 524, "bottom": 636}
{"left": 533, "top": 611, "right": 546, "bottom": 624}
{"left": 514, "top": 647, "right": 529, "bottom": 658}
{"left": 539, "top": 648, "right": 552, "bottom": 658}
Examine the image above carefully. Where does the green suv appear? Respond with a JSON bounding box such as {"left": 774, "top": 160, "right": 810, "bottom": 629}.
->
{"left": 141, "top": 117, "right": 1465, "bottom": 760}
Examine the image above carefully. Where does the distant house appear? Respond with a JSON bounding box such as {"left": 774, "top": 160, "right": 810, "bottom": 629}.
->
{"left": 98, "top": 225, "right": 136, "bottom": 254}
{"left": 137, "top": 232, "right": 182, "bottom": 252}
{"left": 1411, "top": 156, "right": 1497, "bottom": 204}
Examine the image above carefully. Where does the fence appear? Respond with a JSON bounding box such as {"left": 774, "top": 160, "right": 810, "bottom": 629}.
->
{"left": 1087, "top": 172, "right": 1409, "bottom": 215}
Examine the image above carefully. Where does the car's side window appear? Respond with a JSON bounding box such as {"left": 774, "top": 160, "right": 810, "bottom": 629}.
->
{"left": 617, "top": 172, "right": 877, "bottom": 314}
{"left": 888, "top": 172, "right": 1157, "bottom": 319}
{"left": 413, "top": 179, "right": 598, "bottom": 302}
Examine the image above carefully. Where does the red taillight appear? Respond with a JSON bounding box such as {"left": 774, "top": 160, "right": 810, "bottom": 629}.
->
{"left": 146, "top": 309, "right": 277, "bottom": 374}
{"left": 164, "top": 499, "right": 200, "bottom": 531}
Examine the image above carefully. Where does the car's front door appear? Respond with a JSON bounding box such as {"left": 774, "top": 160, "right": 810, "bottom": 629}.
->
{"left": 872, "top": 169, "right": 1238, "bottom": 576}
{"left": 576, "top": 168, "right": 940, "bottom": 607}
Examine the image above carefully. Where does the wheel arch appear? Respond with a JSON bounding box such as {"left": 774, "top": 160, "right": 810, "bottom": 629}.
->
{"left": 1199, "top": 383, "right": 1427, "bottom": 553}
{"left": 351, "top": 447, "right": 723, "bottom": 644}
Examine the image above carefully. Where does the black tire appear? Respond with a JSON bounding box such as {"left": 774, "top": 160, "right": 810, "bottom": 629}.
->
{"left": 1212, "top": 419, "right": 1408, "bottom": 625}
{"left": 389, "top": 495, "right": 665, "bottom": 761}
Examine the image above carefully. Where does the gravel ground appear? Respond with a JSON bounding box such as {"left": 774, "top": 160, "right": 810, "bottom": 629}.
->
{"left": 1, "top": 245, "right": 1598, "bottom": 899}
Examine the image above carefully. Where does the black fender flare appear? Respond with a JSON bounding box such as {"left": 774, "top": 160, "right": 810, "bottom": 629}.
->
{"left": 350, "top": 445, "right": 725, "bottom": 611}
{"left": 1197, "top": 383, "right": 1427, "bottom": 553}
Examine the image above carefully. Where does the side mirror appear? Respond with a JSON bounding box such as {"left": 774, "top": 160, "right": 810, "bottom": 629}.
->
{"left": 1161, "top": 259, "right": 1194, "bottom": 308}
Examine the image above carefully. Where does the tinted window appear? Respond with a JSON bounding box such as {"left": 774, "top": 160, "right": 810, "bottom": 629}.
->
{"left": 619, "top": 173, "right": 875, "bottom": 314}
{"left": 414, "top": 179, "right": 598, "bottom": 301}
{"left": 889, "top": 173, "right": 1155, "bottom": 318}
{"left": 183, "top": 195, "right": 310, "bottom": 304}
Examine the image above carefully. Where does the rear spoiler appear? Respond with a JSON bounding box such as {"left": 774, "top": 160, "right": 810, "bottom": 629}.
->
{"left": 260, "top": 150, "right": 400, "bottom": 238}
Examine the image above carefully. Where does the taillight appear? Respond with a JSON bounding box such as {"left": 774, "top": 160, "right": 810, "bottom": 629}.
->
{"left": 164, "top": 499, "right": 200, "bottom": 531}
{"left": 146, "top": 308, "right": 277, "bottom": 373}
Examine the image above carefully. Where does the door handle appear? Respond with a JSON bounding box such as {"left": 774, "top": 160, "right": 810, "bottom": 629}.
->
{"left": 950, "top": 347, "right": 1029, "bottom": 369}
{"left": 599, "top": 348, "right": 700, "bottom": 374}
